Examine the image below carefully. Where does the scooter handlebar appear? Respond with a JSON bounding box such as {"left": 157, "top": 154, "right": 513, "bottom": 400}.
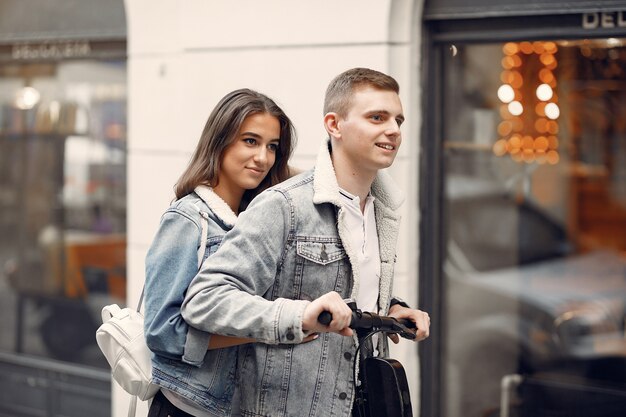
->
{"left": 317, "top": 309, "right": 417, "bottom": 340}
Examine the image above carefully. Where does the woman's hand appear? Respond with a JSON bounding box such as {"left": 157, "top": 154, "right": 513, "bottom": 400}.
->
{"left": 208, "top": 333, "right": 318, "bottom": 349}
{"left": 208, "top": 335, "right": 255, "bottom": 349}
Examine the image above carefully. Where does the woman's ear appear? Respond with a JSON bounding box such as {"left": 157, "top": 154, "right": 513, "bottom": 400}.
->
{"left": 323, "top": 112, "right": 341, "bottom": 139}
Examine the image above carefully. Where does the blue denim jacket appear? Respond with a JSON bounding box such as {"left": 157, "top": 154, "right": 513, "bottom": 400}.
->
{"left": 182, "top": 138, "right": 404, "bottom": 417}
{"left": 144, "top": 186, "right": 240, "bottom": 416}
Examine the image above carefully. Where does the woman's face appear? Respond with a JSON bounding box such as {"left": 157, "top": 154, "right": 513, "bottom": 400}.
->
{"left": 217, "top": 112, "right": 281, "bottom": 194}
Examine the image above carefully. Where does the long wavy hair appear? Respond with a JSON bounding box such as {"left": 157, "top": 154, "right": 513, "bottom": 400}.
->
{"left": 174, "top": 88, "right": 296, "bottom": 210}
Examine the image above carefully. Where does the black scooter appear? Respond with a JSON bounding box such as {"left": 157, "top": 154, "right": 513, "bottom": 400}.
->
{"left": 318, "top": 303, "right": 417, "bottom": 417}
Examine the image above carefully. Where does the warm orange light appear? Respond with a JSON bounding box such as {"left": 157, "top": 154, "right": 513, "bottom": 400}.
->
{"left": 510, "top": 71, "right": 524, "bottom": 88}
{"left": 495, "top": 39, "right": 559, "bottom": 164}
{"left": 539, "top": 68, "right": 554, "bottom": 84}
{"left": 543, "top": 42, "right": 558, "bottom": 54}
{"left": 502, "top": 56, "right": 515, "bottom": 69}
{"left": 503, "top": 42, "right": 519, "bottom": 55}
{"left": 546, "top": 150, "right": 560, "bottom": 165}
{"left": 508, "top": 135, "right": 522, "bottom": 152}
{"left": 547, "top": 136, "right": 558, "bottom": 149}
{"left": 547, "top": 120, "right": 559, "bottom": 134}
{"left": 498, "top": 121, "right": 513, "bottom": 136}
{"left": 535, "top": 118, "right": 549, "bottom": 133}
{"left": 540, "top": 53, "right": 555, "bottom": 66}
{"left": 501, "top": 70, "right": 514, "bottom": 84}
{"left": 535, "top": 102, "right": 547, "bottom": 116}
{"left": 493, "top": 139, "right": 508, "bottom": 156}
{"left": 532, "top": 42, "right": 545, "bottom": 54}
{"left": 520, "top": 42, "right": 534, "bottom": 54}
{"left": 511, "top": 117, "right": 524, "bottom": 132}
{"left": 522, "top": 135, "right": 535, "bottom": 150}
{"left": 534, "top": 136, "right": 549, "bottom": 151}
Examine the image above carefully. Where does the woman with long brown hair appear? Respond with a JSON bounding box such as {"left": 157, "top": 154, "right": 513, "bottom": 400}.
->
{"left": 143, "top": 88, "right": 296, "bottom": 417}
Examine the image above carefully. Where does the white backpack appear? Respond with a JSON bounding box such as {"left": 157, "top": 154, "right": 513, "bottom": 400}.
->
{"left": 96, "top": 211, "right": 209, "bottom": 416}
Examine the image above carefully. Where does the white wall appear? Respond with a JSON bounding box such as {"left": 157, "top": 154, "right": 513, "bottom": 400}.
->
{"left": 121, "top": 1, "right": 424, "bottom": 415}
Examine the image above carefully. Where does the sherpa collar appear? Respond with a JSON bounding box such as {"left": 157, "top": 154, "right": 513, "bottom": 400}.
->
{"left": 194, "top": 185, "right": 238, "bottom": 228}
{"left": 312, "top": 137, "right": 404, "bottom": 210}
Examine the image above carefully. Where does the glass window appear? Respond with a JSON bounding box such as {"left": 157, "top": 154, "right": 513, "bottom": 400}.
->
{"left": 441, "top": 38, "right": 626, "bottom": 417}
{"left": 0, "top": 60, "right": 126, "bottom": 368}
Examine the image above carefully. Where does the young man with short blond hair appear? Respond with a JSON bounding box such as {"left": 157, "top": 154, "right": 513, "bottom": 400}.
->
{"left": 182, "top": 67, "right": 430, "bottom": 417}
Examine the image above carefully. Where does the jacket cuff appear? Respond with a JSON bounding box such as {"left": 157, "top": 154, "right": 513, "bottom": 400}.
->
{"left": 276, "top": 299, "right": 311, "bottom": 344}
{"left": 181, "top": 326, "right": 210, "bottom": 366}
{"left": 390, "top": 297, "right": 410, "bottom": 310}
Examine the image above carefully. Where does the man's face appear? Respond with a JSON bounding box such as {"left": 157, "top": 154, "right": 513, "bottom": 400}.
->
{"left": 335, "top": 86, "right": 404, "bottom": 174}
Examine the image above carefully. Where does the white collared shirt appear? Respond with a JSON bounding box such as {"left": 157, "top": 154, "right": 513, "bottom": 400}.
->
{"left": 339, "top": 188, "right": 380, "bottom": 313}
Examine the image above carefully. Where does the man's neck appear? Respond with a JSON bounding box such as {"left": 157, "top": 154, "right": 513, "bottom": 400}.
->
{"left": 331, "top": 153, "right": 376, "bottom": 212}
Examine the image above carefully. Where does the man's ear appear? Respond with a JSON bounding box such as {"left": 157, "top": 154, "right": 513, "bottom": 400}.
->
{"left": 323, "top": 113, "right": 341, "bottom": 139}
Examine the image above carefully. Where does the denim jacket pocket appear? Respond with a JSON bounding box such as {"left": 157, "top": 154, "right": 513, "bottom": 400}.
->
{"left": 293, "top": 240, "right": 350, "bottom": 299}
{"left": 296, "top": 240, "right": 346, "bottom": 265}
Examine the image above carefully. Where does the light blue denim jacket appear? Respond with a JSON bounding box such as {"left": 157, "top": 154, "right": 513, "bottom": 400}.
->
{"left": 182, "top": 138, "right": 404, "bottom": 417}
{"left": 144, "top": 186, "right": 240, "bottom": 416}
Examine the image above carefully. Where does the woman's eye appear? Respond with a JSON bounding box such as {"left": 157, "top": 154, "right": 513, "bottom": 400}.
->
{"left": 243, "top": 138, "right": 256, "bottom": 145}
{"left": 268, "top": 143, "right": 279, "bottom": 152}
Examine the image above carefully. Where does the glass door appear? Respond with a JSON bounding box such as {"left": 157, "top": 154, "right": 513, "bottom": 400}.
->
{"left": 425, "top": 33, "right": 626, "bottom": 417}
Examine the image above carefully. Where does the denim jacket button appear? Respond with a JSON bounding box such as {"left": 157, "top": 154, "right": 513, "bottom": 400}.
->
{"left": 343, "top": 352, "right": 352, "bottom": 360}
{"left": 339, "top": 392, "right": 348, "bottom": 400}
{"left": 286, "top": 331, "right": 295, "bottom": 341}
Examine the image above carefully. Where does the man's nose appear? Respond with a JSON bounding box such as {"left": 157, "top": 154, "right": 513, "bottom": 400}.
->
{"left": 386, "top": 119, "right": 401, "bottom": 136}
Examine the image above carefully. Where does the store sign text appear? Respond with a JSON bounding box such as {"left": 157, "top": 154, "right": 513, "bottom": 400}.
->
{"left": 582, "top": 11, "right": 626, "bottom": 29}
{"left": 12, "top": 41, "right": 92, "bottom": 60}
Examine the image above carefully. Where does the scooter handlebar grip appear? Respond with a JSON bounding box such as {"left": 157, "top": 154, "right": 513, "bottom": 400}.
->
{"left": 318, "top": 311, "right": 333, "bottom": 326}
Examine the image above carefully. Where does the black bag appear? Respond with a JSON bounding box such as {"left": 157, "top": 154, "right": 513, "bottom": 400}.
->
{"left": 355, "top": 356, "right": 413, "bottom": 417}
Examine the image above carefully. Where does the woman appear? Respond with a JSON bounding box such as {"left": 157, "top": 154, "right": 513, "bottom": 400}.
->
{"left": 143, "top": 89, "right": 296, "bottom": 417}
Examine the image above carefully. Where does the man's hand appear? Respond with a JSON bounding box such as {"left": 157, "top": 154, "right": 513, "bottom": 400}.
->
{"left": 302, "top": 291, "right": 353, "bottom": 337}
{"left": 388, "top": 304, "right": 430, "bottom": 343}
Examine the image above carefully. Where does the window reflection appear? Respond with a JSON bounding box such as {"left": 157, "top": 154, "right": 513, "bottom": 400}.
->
{"left": 0, "top": 61, "right": 126, "bottom": 367}
{"left": 442, "top": 38, "right": 626, "bottom": 417}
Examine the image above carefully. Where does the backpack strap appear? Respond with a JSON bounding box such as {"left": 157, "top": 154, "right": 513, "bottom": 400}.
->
{"left": 198, "top": 211, "right": 209, "bottom": 267}
{"left": 136, "top": 211, "right": 209, "bottom": 313}
{"left": 127, "top": 395, "right": 138, "bottom": 417}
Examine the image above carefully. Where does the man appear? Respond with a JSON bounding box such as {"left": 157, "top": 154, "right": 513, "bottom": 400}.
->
{"left": 182, "top": 67, "right": 430, "bottom": 417}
